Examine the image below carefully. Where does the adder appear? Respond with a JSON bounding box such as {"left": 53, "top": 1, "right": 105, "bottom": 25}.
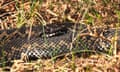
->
{"left": 0, "top": 22, "right": 120, "bottom": 66}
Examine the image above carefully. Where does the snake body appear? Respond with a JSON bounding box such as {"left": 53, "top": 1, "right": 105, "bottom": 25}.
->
{"left": 0, "top": 22, "right": 120, "bottom": 66}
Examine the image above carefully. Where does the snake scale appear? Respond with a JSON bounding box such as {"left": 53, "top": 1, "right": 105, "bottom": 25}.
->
{"left": 0, "top": 22, "right": 120, "bottom": 66}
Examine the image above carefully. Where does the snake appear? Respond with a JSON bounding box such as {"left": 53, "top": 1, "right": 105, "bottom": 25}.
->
{"left": 0, "top": 22, "right": 120, "bottom": 66}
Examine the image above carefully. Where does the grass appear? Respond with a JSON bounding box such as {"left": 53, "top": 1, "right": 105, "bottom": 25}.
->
{"left": 0, "top": 0, "right": 120, "bottom": 71}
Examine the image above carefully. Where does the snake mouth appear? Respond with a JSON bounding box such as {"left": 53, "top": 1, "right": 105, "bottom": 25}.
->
{"left": 40, "top": 27, "right": 68, "bottom": 38}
